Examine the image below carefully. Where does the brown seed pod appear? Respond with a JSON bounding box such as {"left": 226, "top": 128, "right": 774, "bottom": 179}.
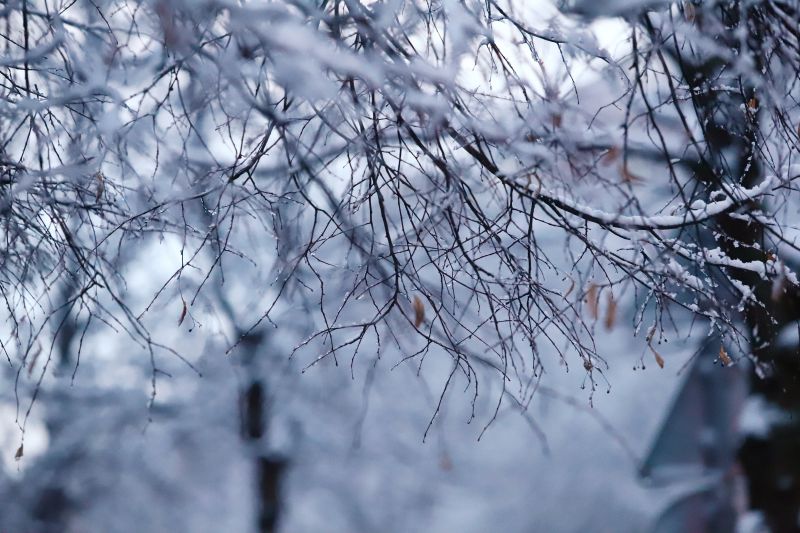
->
{"left": 586, "top": 283, "right": 599, "bottom": 320}
{"left": 412, "top": 295, "right": 425, "bottom": 327}
{"left": 719, "top": 346, "right": 732, "bottom": 366}
{"left": 604, "top": 293, "right": 617, "bottom": 331}
{"left": 178, "top": 299, "right": 188, "bottom": 326}
{"left": 648, "top": 345, "right": 665, "bottom": 368}
{"left": 684, "top": 1, "right": 696, "bottom": 22}
{"left": 602, "top": 146, "right": 620, "bottom": 166}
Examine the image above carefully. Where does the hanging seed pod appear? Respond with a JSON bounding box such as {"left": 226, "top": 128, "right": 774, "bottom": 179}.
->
{"left": 586, "top": 283, "right": 599, "bottom": 320}
{"left": 178, "top": 299, "right": 188, "bottom": 326}
{"left": 604, "top": 292, "right": 618, "bottom": 331}
{"left": 684, "top": 1, "right": 696, "bottom": 22}
{"left": 649, "top": 345, "right": 665, "bottom": 368}
{"left": 719, "top": 346, "right": 732, "bottom": 366}
{"left": 413, "top": 295, "right": 425, "bottom": 327}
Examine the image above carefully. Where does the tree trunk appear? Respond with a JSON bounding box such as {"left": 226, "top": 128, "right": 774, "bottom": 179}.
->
{"left": 238, "top": 332, "right": 287, "bottom": 533}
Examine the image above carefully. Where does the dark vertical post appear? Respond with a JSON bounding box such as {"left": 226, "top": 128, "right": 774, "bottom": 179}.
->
{"left": 238, "top": 332, "right": 287, "bottom": 533}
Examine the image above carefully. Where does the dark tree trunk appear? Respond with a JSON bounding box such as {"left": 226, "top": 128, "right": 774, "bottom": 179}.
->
{"left": 238, "top": 333, "right": 287, "bottom": 533}
{"left": 656, "top": 3, "right": 800, "bottom": 531}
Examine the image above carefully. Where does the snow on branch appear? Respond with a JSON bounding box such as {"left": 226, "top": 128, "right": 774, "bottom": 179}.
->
{"left": 530, "top": 175, "right": 776, "bottom": 231}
